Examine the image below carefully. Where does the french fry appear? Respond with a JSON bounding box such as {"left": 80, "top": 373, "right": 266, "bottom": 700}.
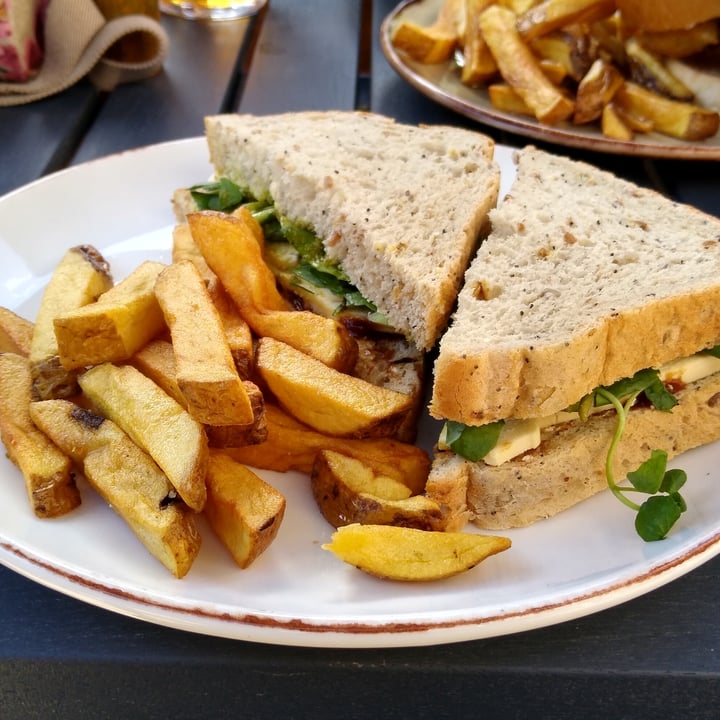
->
{"left": 516, "top": 0, "right": 616, "bottom": 42}
{"left": 625, "top": 37, "right": 694, "bottom": 102}
{"left": 461, "top": 0, "right": 498, "bottom": 85}
{"left": 391, "top": 0, "right": 463, "bottom": 64}
{"left": 154, "top": 259, "right": 255, "bottom": 427}
{"left": 479, "top": 4, "right": 575, "bottom": 124}
{"left": 311, "top": 450, "right": 444, "bottom": 530}
{"left": 172, "top": 222, "right": 255, "bottom": 376}
{"left": 224, "top": 404, "right": 431, "bottom": 495}
{"left": 204, "top": 451, "right": 285, "bottom": 569}
{"left": 573, "top": 57, "right": 624, "bottom": 124}
{"left": 322, "top": 524, "right": 511, "bottom": 582}
{"left": 614, "top": 81, "right": 720, "bottom": 140}
{"left": 601, "top": 102, "right": 634, "bottom": 140}
{"left": 488, "top": 82, "right": 535, "bottom": 115}
{"left": 130, "top": 339, "right": 267, "bottom": 448}
{"left": 53, "top": 260, "right": 166, "bottom": 371}
{"left": 29, "top": 244, "right": 113, "bottom": 399}
{"left": 78, "top": 363, "right": 209, "bottom": 512}
{"left": 0, "top": 353, "right": 80, "bottom": 518}
{"left": 0, "top": 306, "right": 33, "bottom": 356}
{"left": 528, "top": 30, "right": 595, "bottom": 83}
{"left": 187, "top": 211, "right": 358, "bottom": 373}
{"left": 256, "top": 337, "right": 414, "bottom": 439}
{"left": 29, "top": 399, "right": 201, "bottom": 578}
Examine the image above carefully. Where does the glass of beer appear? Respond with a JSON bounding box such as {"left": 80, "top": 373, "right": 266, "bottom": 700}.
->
{"left": 159, "top": 0, "right": 267, "bottom": 21}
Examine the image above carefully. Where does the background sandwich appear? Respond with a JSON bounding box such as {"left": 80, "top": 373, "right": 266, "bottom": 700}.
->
{"left": 427, "top": 146, "right": 720, "bottom": 538}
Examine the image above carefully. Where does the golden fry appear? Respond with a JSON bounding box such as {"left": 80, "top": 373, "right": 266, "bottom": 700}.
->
{"left": 204, "top": 451, "right": 285, "bottom": 569}
{"left": 311, "top": 450, "right": 444, "bottom": 530}
{"left": 0, "top": 306, "right": 33, "bottom": 356}
{"left": 53, "top": 260, "right": 166, "bottom": 371}
{"left": 256, "top": 337, "right": 413, "bottom": 439}
{"left": 30, "top": 245, "right": 113, "bottom": 399}
{"left": 155, "top": 259, "right": 255, "bottom": 427}
{"left": 479, "top": 5, "right": 575, "bottom": 124}
{"left": 0, "top": 353, "right": 80, "bottom": 518}
{"left": 30, "top": 399, "right": 201, "bottom": 578}
{"left": 224, "top": 404, "right": 431, "bottom": 495}
{"left": 615, "top": 81, "right": 720, "bottom": 140}
{"left": 322, "top": 524, "right": 511, "bottom": 582}
{"left": 79, "top": 363, "right": 209, "bottom": 512}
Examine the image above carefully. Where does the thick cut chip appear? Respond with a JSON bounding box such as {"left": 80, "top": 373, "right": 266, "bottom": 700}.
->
{"left": 0, "top": 353, "right": 80, "bottom": 518}
{"left": 154, "top": 260, "right": 255, "bottom": 427}
{"left": 204, "top": 451, "right": 286, "bottom": 569}
{"left": 225, "top": 404, "right": 430, "bottom": 494}
{"left": 322, "top": 524, "right": 511, "bottom": 581}
{"left": 479, "top": 5, "right": 575, "bottom": 124}
{"left": 255, "top": 337, "right": 414, "bottom": 439}
{"left": 311, "top": 450, "right": 444, "bottom": 530}
{"left": 53, "top": 260, "right": 166, "bottom": 371}
{"left": 29, "top": 399, "right": 201, "bottom": 578}
{"left": 79, "top": 363, "right": 208, "bottom": 512}
{"left": 30, "top": 244, "right": 113, "bottom": 399}
{"left": 130, "top": 339, "right": 267, "bottom": 447}
{"left": 0, "top": 306, "right": 33, "bottom": 356}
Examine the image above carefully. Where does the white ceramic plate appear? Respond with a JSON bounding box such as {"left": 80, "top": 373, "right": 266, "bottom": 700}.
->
{"left": 381, "top": 0, "right": 720, "bottom": 160}
{"left": 1, "top": 138, "right": 719, "bottom": 649}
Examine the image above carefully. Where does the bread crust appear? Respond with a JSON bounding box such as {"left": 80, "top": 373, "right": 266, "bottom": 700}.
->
{"left": 428, "top": 373, "right": 720, "bottom": 530}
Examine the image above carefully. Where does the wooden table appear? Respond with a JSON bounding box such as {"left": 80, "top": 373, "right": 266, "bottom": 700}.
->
{"left": 1, "top": 2, "right": 719, "bottom": 717}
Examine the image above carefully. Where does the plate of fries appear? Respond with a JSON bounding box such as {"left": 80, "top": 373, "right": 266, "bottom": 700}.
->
{"left": 381, "top": 0, "right": 720, "bottom": 158}
{"left": 1, "top": 138, "right": 720, "bottom": 648}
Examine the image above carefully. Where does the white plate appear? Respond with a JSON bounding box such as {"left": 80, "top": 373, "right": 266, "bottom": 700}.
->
{"left": 381, "top": 0, "right": 720, "bottom": 160}
{"left": 1, "top": 137, "right": 719, "bottom": 648}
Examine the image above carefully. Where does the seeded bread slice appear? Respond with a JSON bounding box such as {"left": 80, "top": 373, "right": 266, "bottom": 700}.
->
{"left": 427, "top": 372, "right": 720, "bottom": 530}
{"left": 203, "top": 111, "right": 500, "bottom": 351}
{"left": 430, "top": 146, "right": 720, "bottom": 424}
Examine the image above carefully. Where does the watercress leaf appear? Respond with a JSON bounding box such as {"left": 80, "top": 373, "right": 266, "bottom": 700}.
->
{"left": 644, "top": 377, "right": 678, "bottom": 412}
{"left": 190, "top": 178, "right": 246, "bottom": 211}
{"left": 626, "top": 449, "right": 667, "bottom": 494}
{"left": 660, "top": 468, "right": 687, "bottom": 494}
{"left": 704, "top": 344, "right": 720, "bottom": 358}
{"left": 445, "top": 420, "right": 504, "bottom": 462}
{"left": 599, "top": 369, "right": 659, "bottom": 405}
{"left": 670, "top": 491, "right": 688, "bottom": 513}
{"left": 635, "top": 495, "right": 683, "bottom": 541}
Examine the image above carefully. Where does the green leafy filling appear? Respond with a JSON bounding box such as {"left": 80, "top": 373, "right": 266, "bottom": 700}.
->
{"left": 188, "top": 179, "right": 377, "bottom": 316}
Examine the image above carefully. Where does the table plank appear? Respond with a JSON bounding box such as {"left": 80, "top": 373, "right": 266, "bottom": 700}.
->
{"left": 0, "top": 83, "right": 100, "bottom": 197}
{"left": 237, "top": 0, "right": 363, "bottom": 113}
{"left": 73, "top": 16, "right": 255, "bottom": 164}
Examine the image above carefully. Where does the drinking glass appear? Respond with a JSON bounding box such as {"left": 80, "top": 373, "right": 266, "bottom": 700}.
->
{"left": 159, "top": 0, "right": 267, "bottom": 21}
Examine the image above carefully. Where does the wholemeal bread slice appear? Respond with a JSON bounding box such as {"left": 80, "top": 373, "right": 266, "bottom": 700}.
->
{"left": 202, "top": 111, "right": 500, "bottom": 351}
{"left": 430, "top": 146, "right": 720, "bottom": 424}
{"left": 428, "top": 372, "right": 720, "bottom": 530}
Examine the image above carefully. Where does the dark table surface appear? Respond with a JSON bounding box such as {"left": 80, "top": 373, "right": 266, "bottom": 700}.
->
{"left": 1, "top": 1, "right": 719, "bottom": 718}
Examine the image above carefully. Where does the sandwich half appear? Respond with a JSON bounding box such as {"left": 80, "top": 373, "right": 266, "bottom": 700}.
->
{"left": 173, "top": 111, "right": 500, "bottom": 440}
{"left": 427, "top": 146, "right": 720, "bottom": 533}
{"left": 181, "top": 111, "right": 500, "bottom": 353}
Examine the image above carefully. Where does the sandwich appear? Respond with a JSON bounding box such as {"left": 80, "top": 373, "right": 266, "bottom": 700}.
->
{"left": 173, "top": 111, "right": 501, "bottom": 439}
{"left": 426, "top": 146, "right": 720, "bottom": 539}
